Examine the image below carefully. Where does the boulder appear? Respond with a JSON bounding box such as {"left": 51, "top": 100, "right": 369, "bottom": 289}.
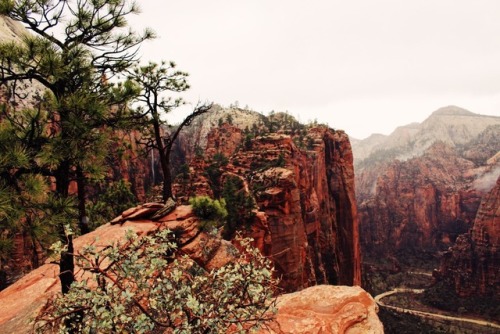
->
{"left": 264, "top": 285, "right": 383, "bottom": 334}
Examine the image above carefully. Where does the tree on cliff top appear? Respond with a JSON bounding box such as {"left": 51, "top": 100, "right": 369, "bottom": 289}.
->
{"left": 130, "top": 61, "right": 212, "bottom": 201}
{"left": 0, "top": 0, "right": 152, "bottom": 294}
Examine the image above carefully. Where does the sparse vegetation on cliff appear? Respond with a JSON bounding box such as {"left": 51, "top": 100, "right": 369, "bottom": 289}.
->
{"left": 221, "top": 176, "right": 256, "bottom": 239}
{"left": 189, "top": 196, "right": 227, "bottom": 231}
{"left": 35, "top": 229, "right": 278, "bottom": 333}
{"left": 205, "top": 152, "right": 229, "bottom": 198}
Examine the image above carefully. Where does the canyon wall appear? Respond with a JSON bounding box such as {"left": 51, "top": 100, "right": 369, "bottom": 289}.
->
{"left": 108, "top": 129, "right": 155, "bottom": 202}
{"left": 0, "top": 206, "right": 381, "bottom": 333}
{"left": 436, "top": 175, "right": 500, "bottom": 297}
{"left": 357, "top": 142, "right": 484, "bottom": 259}
{"left": 175, "top": 121, "right": 361, "bottom": 292}
{"left": 354, "top": 107, "right": 500, "bottom": 262}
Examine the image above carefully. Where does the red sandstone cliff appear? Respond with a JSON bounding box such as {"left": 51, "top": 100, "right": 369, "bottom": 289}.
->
{"left": 0, "top": 205, "right": 382, "bottom": 334}
{"left": 175, "top": 123, "right": 361, "bottom": 292}
{"left": 108, "top": 129, "right": 156, "bottom": 202}
{"left": 355, "top": 108, "right": 500, "bottom": 264}
{"left": 437, "top": 175, "right": 500, "bottom": 297}
{"left": 358, "top": 142, "right": 485, "bottom": 259}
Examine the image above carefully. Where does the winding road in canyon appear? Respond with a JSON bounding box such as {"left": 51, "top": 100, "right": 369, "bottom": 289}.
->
{"left": 374, "top": 288, "right": 500, "bottom": 330}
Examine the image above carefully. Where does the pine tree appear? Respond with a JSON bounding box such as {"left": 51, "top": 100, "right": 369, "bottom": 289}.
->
{"left": 130, "top": 61, "right": 211, "bottom": 201}
{"left": 221, "top": 175, "right": 256, "bottom": 239}
{"left": 0, "top": 0, "right": 152, "bottom": 294}
{"left": 0, "top": 106, "right": 74, "bottom": 288}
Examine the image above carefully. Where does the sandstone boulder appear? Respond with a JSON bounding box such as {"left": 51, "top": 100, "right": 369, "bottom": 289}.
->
{"left": 264, "top": 285, "right": 383, "bottom": 334}
{"left": 0, "top": 206, "right": 380, "bottom": 333}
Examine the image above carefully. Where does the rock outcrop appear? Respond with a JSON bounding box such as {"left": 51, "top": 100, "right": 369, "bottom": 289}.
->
{"left": 0, "top": 16, "right": 27, "bottom": 41}
{"left": 180, "top": 104, "right": 265, "bottom": 159}
{"left": 175, "top": 123, "right": 361, "bottom": 292}
{"left": 205, "top": 122, "right": 244, "bottom": 158}
{"left": 355, "top": 107, "right": 500, "bottom": 262}
{"left": 0, "top": 206, "right": 380, "bottom": 334}
{"left": 263, "top": 285, "right": 383, "bottom": 334}
{"left": 0, "top": 205, "right": 238, "bottom": 333}
{"left": 352, "top": 106, "right": 500, "bottom": 164}
{"left": 358, "top": 141, "right": 484, "bottom": 258}
{"left": 436, "top": 175, "right": 500, "bottom": 297}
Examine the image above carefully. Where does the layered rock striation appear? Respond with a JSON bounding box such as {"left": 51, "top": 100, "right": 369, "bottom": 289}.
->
{"left": 437, "top": 175, "right": 500, "bottom": 297}
{"left": 352, "top": 106, "right": 500, "bottom": 164}
{"left": 355, "top": 107, "right": 500, "bottom": 262}
{"left": 358, "top": 142, "right": 484, "bottom": 258}
{"left": 175, "top": 123, "right": 361, "bottom": 292}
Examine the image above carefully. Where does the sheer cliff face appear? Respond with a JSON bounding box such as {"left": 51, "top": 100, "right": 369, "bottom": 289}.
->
{"left": 354, "top": 107, "right": 500, "bottom": 262}
{"left": 175, "top": 124, "right": 361, "bottom": 292}
{"left": 437, "top": 176, "right": 500, "bottom": 297}
{"left": 358, "top": 142, "right": 484, "bottom": 258}
{"left": 110, "top": 130, "right": 155, "bottom": 202}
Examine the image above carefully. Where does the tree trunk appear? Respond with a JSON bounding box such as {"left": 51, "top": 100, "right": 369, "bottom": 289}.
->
{"left": 76, "top": 165, "right": 90, "bottom": 234}
{"left": 59, "top": 233, "right": 74, "bottom": 294}
{"left": 55, "top": 159, "right": 75, "bottom": 294}
{"left": 55, "top": 160, "right": 71, "bottom": 198}
{"left": 162, "top": 158, "right": 173, "bottom": 201}
{"left": 152, "top": 113, "right": 173, "bottom": 202}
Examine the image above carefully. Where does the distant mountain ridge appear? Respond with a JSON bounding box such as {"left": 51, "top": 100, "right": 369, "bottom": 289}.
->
{"left": 431, "top": 105, "right": 476, "bottom": 116}
{"left": 356, "top": 105, "right": 500, "bottom": 267}
{"left": 352, "top": 106, "right": 500, "bottom": 164}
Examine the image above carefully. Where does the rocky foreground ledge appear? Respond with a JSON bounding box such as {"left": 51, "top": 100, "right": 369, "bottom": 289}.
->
{"left": 0, "top": 205, "right": 382, "bottom": 333}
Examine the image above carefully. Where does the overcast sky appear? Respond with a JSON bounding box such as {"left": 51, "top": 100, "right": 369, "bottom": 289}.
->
{"left": 128, "top": 1, "right": 500, "bottom": 139}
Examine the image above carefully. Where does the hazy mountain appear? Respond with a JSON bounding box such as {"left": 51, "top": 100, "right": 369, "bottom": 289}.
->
{"left": 357, "top": 105, "right": 500, "bottom": 264}
{"left": 353, "top": 106, "right": 500, "bottom": 166}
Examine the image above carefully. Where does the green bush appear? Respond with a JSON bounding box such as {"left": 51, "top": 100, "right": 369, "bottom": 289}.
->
{"left": 35, "top": 229, "right": 278, "bottom": 333}
{"left": 244, "top": 134, "right": 253, "bottom": 150}
{"left": 189, "top": 196, "right": 227, "bottom": 231}
{"left": 194, "top": 145, "right": 204, "bottom": 158}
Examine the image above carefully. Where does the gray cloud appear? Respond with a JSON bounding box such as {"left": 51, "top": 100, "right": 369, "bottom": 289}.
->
{"left": 474, "top": 166, "right": 500, "bottom": 192}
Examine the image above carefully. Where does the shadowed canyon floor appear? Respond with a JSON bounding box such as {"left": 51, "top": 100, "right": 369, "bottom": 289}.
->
{"left": 375, "top": 288, "right": 500, "bottom": 330}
